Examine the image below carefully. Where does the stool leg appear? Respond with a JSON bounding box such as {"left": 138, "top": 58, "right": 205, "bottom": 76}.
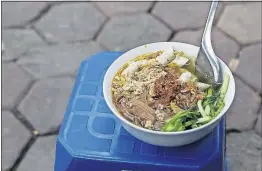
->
{"left": 54, "top": 139, "right": 73, "bottom": 171}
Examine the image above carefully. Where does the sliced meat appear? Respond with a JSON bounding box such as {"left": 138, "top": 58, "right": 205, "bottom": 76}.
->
{"left": 128, "top": 99, "right": 155, "bottom": 121}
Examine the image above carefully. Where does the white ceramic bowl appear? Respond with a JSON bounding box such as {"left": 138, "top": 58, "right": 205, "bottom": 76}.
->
{"left": 103, "top": 42, "right": 235, "bottom": 147}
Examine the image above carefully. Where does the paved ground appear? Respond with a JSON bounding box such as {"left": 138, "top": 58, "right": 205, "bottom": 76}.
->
{"left": 2, "top": 2, "right": 261, "bottom": 171}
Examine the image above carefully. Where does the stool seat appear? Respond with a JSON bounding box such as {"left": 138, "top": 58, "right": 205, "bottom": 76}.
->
{"left": 54, "top": 52, "right": 227, "bottom": 171}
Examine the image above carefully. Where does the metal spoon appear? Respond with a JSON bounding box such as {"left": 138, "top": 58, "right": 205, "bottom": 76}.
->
{"left": 195, "top": 0, "right": 222, "bottom": 86}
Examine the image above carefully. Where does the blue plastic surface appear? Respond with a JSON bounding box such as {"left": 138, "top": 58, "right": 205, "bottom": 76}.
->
{"left": 55, "top": 52, "right": 227, "bottom": 171}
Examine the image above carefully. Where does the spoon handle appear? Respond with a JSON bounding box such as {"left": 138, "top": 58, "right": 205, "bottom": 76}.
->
{"left": 202, "top": 1, "right": 218, "bottom": 44}
{"left": 201, "top": 0, "right": 221, "bottom": 83}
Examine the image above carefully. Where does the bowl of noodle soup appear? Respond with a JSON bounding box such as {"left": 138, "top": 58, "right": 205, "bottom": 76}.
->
{"left": 103, "top": 42, "right": 235, "bottom": 147}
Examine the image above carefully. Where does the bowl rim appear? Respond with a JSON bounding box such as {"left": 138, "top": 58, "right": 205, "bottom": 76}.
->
{"left": 103, "top": 42, "right": 236, "bottom": 135}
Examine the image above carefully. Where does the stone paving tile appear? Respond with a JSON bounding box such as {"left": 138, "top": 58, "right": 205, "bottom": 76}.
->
{"left": 235, "top": 43, "right": 262, "bottom": 92}
{"left": 255, "top": 111, "right": 261, "bottom": 136}
{"left": 2, "top": 29, "right": 46, "bottom": 61}
{"left": 171, "top": 27, "right": 240, "bottom": 64}
{"left": 226, "top": 131, "right": 261, "bottom": 171}
{"left": 226, "top": 77, "right": 261, "bottom": 131}
{"left": 152, "top": 2, "right": 223, "bottom": 31}
{"left": 18, "top": 77, "right": 74, "bottom": 133}
{"left": 217, "top": 3, "right": 262, "bottom": 44}
{"left": 17, "top": 136, "right": 56, "bottom": 171}
{"left": 2, "top": 63, "right": 33, "bottom": 109}
{"left": 2, "top": 2, "right": 48, "bottom": 28}
{"left": 94, "top": 2, "right": 153, "bottom": 16}
{"left": 171, "top": 29, "right": 203, "bottom": 45}
{"left": 2, "top": 111, "right": 31, "bottom": 170}
{"left": 35, "top": 3, "right": 106, "bottom": 43}
{"left": 17, "top": 41, "right": 103, "bottom": 78}
{"left": 97, "top": 13, "right": 172, "bottom": 51}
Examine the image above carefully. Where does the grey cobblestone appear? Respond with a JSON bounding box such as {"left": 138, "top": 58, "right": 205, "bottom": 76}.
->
{"left": 171, "top": 29, "right": 202, "bottom": 45}
{"left": 97, "top": 13, "right": 172, "bottom": 51}
{"left": 2, "top": 29, "right": 46, "bottom": 61}
{"left": 2, "top": 2, "right": 48, "bottom": 28}
{"left": 226, "top": 77, "right": 261, "bottom": 131}
{"left": 226, "top": 131, "right": 261, "bottom": 171}
{"left": 171, "top": 27, "right": 240, "bottom": 64}
{"left": 217, "top": 3, "right": 262, "bottom": 44}
{"left": 2, "top": 63, "right": 32, "bottom": 109}
{"left": 35, "top": 3, "right": 106, "bottom": 43}
{"left": 17, "top": 136, "right": 56, "bottom": 171}
{"left": 2, "top": 111, "right": 31, "bottom": 170}
{"left": 95, "top": 2, "right": 153, "bottom": 16}
{"left": 18, "top": 77, "right": 74, "bottom": 133}
{"left": 235, "top": 43, "right": 262, "bottom": 92}
{"left": 152, "top": 2, "right": 223, "bottom": 30}
{"left": 17, "top": 42, "right": 103, "bottom": 78}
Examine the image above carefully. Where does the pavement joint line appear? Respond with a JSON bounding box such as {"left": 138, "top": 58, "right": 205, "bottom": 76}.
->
{"left": 91, "top": 2, "right": 109, "bottom": 18}
{"left": 2, "top": 60, "right": 16, "bottom": 64}
{"left": 233, "top": 73, "right": 262, "bottom": 95}
{"left": 2, "top": 25, "right": 27, "bottom": 30}
{"left": 9, "top": 136, "right": 37, "bottom": 171}
{"left": 169, "top": 25, "right": 209, "bottom": 37}
{"left": 236, "top": 41, "right": 262, "bottom": 58}
{"left": 252, "top": 116, "right": 260, "bottom": 130}
{"left": 147, "top": 1, "right": 157, "bottom": 13}
{"left": 57, "top": 38, "right": 96, "bottom": 45}
{"left": 226, "top": 129, "right": 242, "bottom": 134}
{"left": 38, "top": 126, "right": 60, "bottom": 137}
{"left": 3, "top": 49, "right": 30, "bottom": 63}
{"left": 92, "top": 17, "right": 109, "bottom": 41}
{"left": 31, "top": 25, "right": 52, "bottom": 45}
{"left": 97, "top": 41, "right": 110, "bottom": 51}
{"left": 26, "top": 35, "right": 98, "bottom": 47}
{"left": 11, "top": 108, "right": 37, "bottom": 134}
{"left": 91, "top": 2, "right": 111, "bottom": 41}
{"left": 2, "top": 27, "right": 27, "bottom": 31}
{"left": 216, "top": 26, "right": 241, "bottom": 48}
{"left": 9, "top": 78, "right": 37, "bottom": 133}
{"left": 253, "top": 112, "right": 261, "bottom": 131}
{"left": 2, "top": 3, "right": 52, "bottom": 30}
{"left": 167, "top": 31, "right": 176, "bottom": 42}
{"left": 234, "top": 41, "right": 242, "bottom": 60}
{"left": 27, "top": 3, "right": 53, "bottom": 26}
{"left": 239, "top": 41, "right": 262, "bottom": 50}
{"left": 15, "top": 60, "right": 39, "bottom": 79}
{"left": 41, "top": 72, "right": 77, "bottom": 80}
{"left": 257, "top": 102, "right": 262, "bottom": 114}
{"left": 12, "top": 73, "right": 35, "bottom": 105}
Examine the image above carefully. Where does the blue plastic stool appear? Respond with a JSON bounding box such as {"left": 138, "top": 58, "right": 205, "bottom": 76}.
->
{"left": 54, "top": 52, "right": 229, "bottom": 171}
